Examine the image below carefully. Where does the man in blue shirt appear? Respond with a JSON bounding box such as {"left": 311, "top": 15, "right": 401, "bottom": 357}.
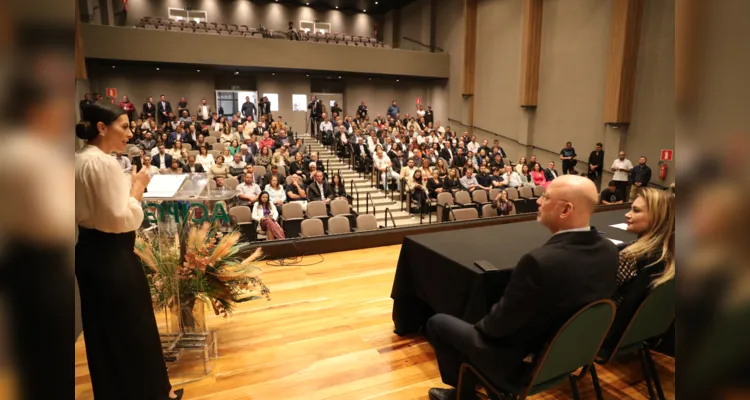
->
{"left": 387, "top": 100, "right": 400, "bottom": 120}
{"left": 559, "top": 141, "right": 577, "bottom": 175}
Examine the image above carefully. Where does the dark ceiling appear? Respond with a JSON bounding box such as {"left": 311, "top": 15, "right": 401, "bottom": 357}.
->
{"left": 257, "top": 0, "right": 417, "bottom": 14}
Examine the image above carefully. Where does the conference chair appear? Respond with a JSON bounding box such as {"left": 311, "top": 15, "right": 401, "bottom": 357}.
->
{"left": 208, "top": 150, "right": 220, "bottom": 159}
{"left": 183, "top": 143, "right": 192, "bottom": 150}
{"left": 253, "top": 166, "right": 266, "bottom": 185}
{"left": 481, "top": 204, "right": 497, "bottom": 218}
{"left": 454, "top": 190, "right": 474, "bottom": 208}
{"left": 488, "top": 188, "right": 501, "bottom": 202}
{"left": 448, "top": 207, "right": 478, "bottom": 221}
{"left": 456, "top": 299, "right": 616, "bottom": 400}
{"left": 327, "top": 216, "right": 351, "bottom": 235}
{"left": 505, "top": 187, "right": 528, "bottom": 214}
{"left": 519, "top": 186, "right": 537, "bottom": 201}
{"left": 436, "top": 192, "right": 460, "bottom": 223}
{"left": 214, "top": 142, "right": 225, "bottom": 152}
{"left": 305, "top": 201, "right": 330, "bottom": 231}
{"left": 228, "top": 205, "right": 257, "bottom": 242}
{"left": 224, "top": 177, "right": 239, "bottom": 190}
{"left": 355, "top": 214, "right": 379, "bottom": 231}
{"left": 329, "top": 198, "right": 354, "bottom": 228}
{"left": 589, "top": 279, "right": 675, "bottom": 400}
{"left": 532, "top": 186, "right": 545, "bottom": 198}
{"left": 471, "top": 190, "right": 491, "bottom": 209}
{"left": 300, "top": 218, "right": 324, "bottom": 237}
{"left": 280, "top": 202, "right": 305, "bottom": 238}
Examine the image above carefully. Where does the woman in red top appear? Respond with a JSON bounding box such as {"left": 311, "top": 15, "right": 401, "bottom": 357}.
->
{"left": 259, "top": 131, "right": 275, "bottom": 151}
{"left": 530, "top": 163, "right": 549, "bottom": 188}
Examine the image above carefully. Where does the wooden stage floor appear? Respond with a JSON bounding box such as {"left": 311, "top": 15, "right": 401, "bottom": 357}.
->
{"left": 75, "top": 245, "right": 674, "bottom": 399}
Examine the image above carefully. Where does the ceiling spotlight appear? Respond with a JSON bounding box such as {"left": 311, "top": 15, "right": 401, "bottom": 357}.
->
{"left": 272, "top": 73, "right": 275, "bottom": 76}
{"left": 375, "top": 1, "right": 378, "bottom": 4}
{"left": 396, "top": 79, "right": 400, "bottom": 82}
{"left": 338, "top": 76, "right": 342, "bottom": 79}
{"left": 335, "top": 6, "right": 338, "bottom": 8}
{"left": 368, "top": 77, "right": 372, "bottom": 80}
{"left": 196, "top": 69, "right": 201, "bottom": 72}
{"left": 234, "top": 70, "right": 239, "bottom": 75}
{"left": 306, "top": 74, "right": 310, "bottom": 77}
{"left": 306, "top": 2, "right": 309, "bottom": 4}
{"left": 363, "top": 9, "right": 366, "bottom": 12}
{"left": 112, "top": 65, "right": 115, "bottom": 68}
{"left": 156, "top": 67, "right": 160, "bottom": 71}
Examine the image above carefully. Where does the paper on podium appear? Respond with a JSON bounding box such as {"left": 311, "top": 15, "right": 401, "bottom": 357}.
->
{"left": 143, "top": 174, "right": 187, "bottom": 198}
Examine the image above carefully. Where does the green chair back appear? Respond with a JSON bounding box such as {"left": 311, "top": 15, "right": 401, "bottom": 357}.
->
{"left": 527, "top": 299, "right": 616, "bottom": 392}
{"left": 610, "top": 279, "right": 675, "bottom": 358}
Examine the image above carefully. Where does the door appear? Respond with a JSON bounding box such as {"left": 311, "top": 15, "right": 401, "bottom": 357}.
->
{"left": 312, "top": 92, "right": 344, "bottom": 122}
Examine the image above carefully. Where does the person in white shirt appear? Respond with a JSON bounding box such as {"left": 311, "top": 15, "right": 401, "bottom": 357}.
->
{"left": 338, "top": 125, "right": 349, "bottom": 145}
{"left": 196, "top": 146, "right": 215, "bottom": 170}
{"left": 251, "top": 192, "right": 285, "bottom": 240}
{"left": 610, "top": 151, "right": 633, "bottom": 200}
{"left": 319, "top": 113, "right": 333, "bottom": 134}
{"left": 373, "top": 146, "right": 400, "bottom": 191}
{"left": 501, "top": 165, "right": 523, "bottom": 189}
{"left": 141, "top": 155, "right": 160, "bottom": 177}
{"left": 114, "top": 152, "right": 132, "bottom": 172}
{"left": 467, "top": 135, "right": 479, "bottom": 154}
{"left": 416, "top": 105, "right": 426, "bottom": 118}
{"left": 264, "top": 175, "right": 287, "bottom": 208}
{"left": 236, "top": 172, "right": 261, "bottom": 206}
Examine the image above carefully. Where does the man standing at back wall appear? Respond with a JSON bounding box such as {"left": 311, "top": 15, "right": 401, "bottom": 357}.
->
{"left": 387, "top": 100, "right": 399, "bottom": 120}
{"left": 424, "top": 175, "right": 618, "bottom": 400}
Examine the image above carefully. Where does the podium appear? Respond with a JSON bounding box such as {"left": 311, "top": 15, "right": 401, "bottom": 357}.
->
{"left": 138, "top": 173, "right": 236, "bottom": 382}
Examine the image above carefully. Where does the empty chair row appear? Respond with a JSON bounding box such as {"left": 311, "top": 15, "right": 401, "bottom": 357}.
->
{"left": 300, "top": 214, "right": 378, "bottom": 237}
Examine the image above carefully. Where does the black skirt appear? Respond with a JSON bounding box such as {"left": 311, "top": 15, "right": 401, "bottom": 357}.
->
{"left": 76, "top": 227, "right": 171, "bottom": 400}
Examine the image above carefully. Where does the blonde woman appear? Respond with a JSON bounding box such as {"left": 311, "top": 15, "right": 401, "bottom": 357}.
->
{"left": 169, "top": 140, "right": 184, "bottom": 158}
{"left": 605, "top": 188, "right": 675, "bottom": 346}
{"left": 220, "top": 125, "right": 236, "bottom": 144}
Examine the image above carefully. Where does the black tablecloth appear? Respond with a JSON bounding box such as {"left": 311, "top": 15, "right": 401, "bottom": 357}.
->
{"left": 390, "top": 210, "right": 636, "bottom": 335}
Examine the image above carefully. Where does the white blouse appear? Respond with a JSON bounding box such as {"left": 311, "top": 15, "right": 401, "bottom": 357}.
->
{"left": 75, "top": 145, "right": 143, "bottom": 233}
{"left": 196, "top": 154, "right": 215, "bottom": 170}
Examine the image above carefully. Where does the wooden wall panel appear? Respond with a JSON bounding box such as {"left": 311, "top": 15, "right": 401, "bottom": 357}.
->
{"left": 75, "top": 0, "right": 88, "bottom": 80}
{"left": 603, "top": 0, "right": 644, "bottom": 123}
{"left": 462, "top": 0, "right": 477, "bottom": 95}
{"left": 519, "top": 0, "right": 543, "bottom": 107}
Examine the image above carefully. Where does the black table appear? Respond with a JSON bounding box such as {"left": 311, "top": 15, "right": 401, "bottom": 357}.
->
{"left": 390, "top": 209, "right": 636, "bottom": 335}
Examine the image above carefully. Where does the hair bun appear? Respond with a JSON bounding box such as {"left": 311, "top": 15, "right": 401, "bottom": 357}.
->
{"left": 75, "top": 121, "right": 98, "bottom": 140}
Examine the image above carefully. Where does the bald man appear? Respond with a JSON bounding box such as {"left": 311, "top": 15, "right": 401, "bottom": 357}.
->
{"left": 425, "top": 175, "right": 618, "bottom": 400}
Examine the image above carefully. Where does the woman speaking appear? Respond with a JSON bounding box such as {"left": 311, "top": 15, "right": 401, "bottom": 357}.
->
{"left": 75, "top": 103, "right": 182, "bottom": 399}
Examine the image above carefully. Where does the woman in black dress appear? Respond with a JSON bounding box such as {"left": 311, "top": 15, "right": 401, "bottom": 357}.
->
{"left": 329, "top": 174, "right": 348, "bottom": 201}
{"left": 75, "top": 103, "right": 182, "bottom": 400}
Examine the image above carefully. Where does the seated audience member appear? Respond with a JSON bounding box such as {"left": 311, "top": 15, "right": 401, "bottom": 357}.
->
{"left": 329, "top": 174, "right": 347, "bottom": 201}
{"left": 228, "top": 139, "right": 241, "bottom": 156}
{"left": 177, "top": 149, "right": 190, "bottom": 166}
{"left": 409, "top": 169, "right": 429, "bottom": 212}
{"left": 605, "top": 188, "right": 674, "bottom": 348}
{"left": 251, "top": 191, "right": 285, "bottom": 240}
{"left": 229, "top": 153, "right": 247, "bottom": 177}
{"left": 289, "top": 138, "right": 304, "bottom": 157}
{"left": 435, "top": 158, "right": 449, "bottom": 179}
{"left": 152, "top": 145, "right": 172, "bottom": 173}
{"left": 425, "top": 176, "right": 617, "bottom": 400}
{"left": 489, "top": 167, "right": 505, "bottom": 188}
{"left": 289, "top": 152, "right": 307, "bottom": 176}
{"left": 141, "top": 155, "right": 160, "bottom": 177}
{"left": 501, "top": 165, "right": 523, "bottom": 190}
{"left": 544, "top": 161, "right": 559, "bottom": 182}
{"left": 259, "top": 131, "right": 275, "bottom": 151}
{"left": 256, "top": 146, "right": 272, "bottom": 169}
{"left": 285, "top": 173, "right": 308, "bottom": 210}
{"left": 513, "top": 157, "right": 528, "bottom": 175}
{"left": 374, "top": 146, "right": 399, "bottom": 191}
{"left": 238, "top": 144, "right": 254, "bottom": 165}
{"left": 307, "top": 171, "right": 331, "bottom": 204}
{"left": 196, "top": 146, "right": 214, "bottom": 170}
{"left": 264, "top": 175, "right": 287, "bottom": 209}
{"left": 236, "top": 172, "right": 261, "bottom": 206}
{"left": 491, "top": 190, "right": 515, "bottom": 216}
{"left": 426, "top": 170, "right": 445, "bottom": 199}
{"left": 476, "top": 166, "right": 493, "bottom": 189}
{"left": 459, "top": 168, "right": 481, "bottom": 193}
{"left": 169, "top": 140, "right": 185, "bottom": 158}
{"left": 600, "top": 181, "right": 624, "bottom": 205}
{"left": 443, "top": 168, "right": 462, "bottom": 194}
{"left": 166, "top": 159, "right": 183, "bottom": 174}
{"left": 265, "top": 165, "right": 285, "bottom": 188}
{"left": 530, "top": 163, "right": 548, "bottom": 188}
{"left": 195, "top": 134, "right": 212, "bottom": 150}
{"left": 114, "top": 151, "right": 131, "bottom": 172}
{"left": 490, "top": 153, "right": 504, "bottom": 170}
{"left": 138, "top": 131, "right": 156, "bottom": 152}
{"left": 209, "top": 155, "right": 230, "bottom": 179}
{"left": 271, "top": 147, "right": 292, "bottom": 173}
{"left": 182, "top": 155, "right": 205, "bottom": 173}
{"left": 518, "top": 164, "right": 536, "bottom": 188}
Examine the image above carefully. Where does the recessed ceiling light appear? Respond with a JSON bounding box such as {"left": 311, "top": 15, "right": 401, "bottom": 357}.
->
{"left": 396, "top": 79, "right": 400, "bottom": 82}
{"left": 338, "top": 76, "right": 342, "bottom": 79}
{"left": 156, "top": 67, "right": 160, "bottom": 71}
{"left": 272, "top": 73, "right": 275, "bottom": 75}
{"left": 196, "top": 69, "right": 200, "bottom": 72}
{"left": 375, "top": 1, "right": 378, "bottom": 4}
{"left": 363, "top": 9, "right": 366, "bottom": 12}
{"left": 234, "top": 71, "right": 239, "bottom": 75}
{"left": 306, "top": 74, "right": 310, "bottom": 77}
{"left": 368, "top": 77, "right": 372, "bottom": 80}
{"left": 306, "top": 2, "right": 309, "bottom": 4}
{"left": 335, "top": 6, "right": 338, "bottom": 8}
{"left": 112, "top": 65, "right": 115, "bottom": 68}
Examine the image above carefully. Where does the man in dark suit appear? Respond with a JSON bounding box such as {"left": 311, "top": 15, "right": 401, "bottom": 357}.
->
{"left": 259, "top": 96, "right": 271, "bottom": 118}
{"left": 424, "top": 105, "right": 434, "bottom": 125}
{"left": 142, "top": 96, "right": 156, "bottom": 119}
{"left": 157, "top": 95, "right": 172, "bottom": 125}
{"left": 353, "top": 137, "right": 372, "bottom": 172}
{"left": 79, "top": 93, "right": 94, "bottom": 117}
{"left": 425, "top": 175, "right": 618, "bottom": 400}
{"left": 308, "top": 95, "right": 323, "bottom": 136}
{"left": 587, "top": 143, "right": 605, "bottom": 189}
{"left": 151, "top": 145, "right": 173, "bottom": 172}
{"left": 182, "top": 155, "right": 205, "bottom": 173}
{"left": 357, "top": 100, "right": 368, "bottom": 118}
{"left": 439, "top": 142, "right": 456, "bottom": 166}
{"left": 306, "top": 170, "right": 331, "bottom": 204}
{"left": 544, "top": 161, "right": 560, "bottom": 182}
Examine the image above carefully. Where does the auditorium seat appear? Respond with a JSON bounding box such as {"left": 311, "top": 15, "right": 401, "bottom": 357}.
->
{"left": 195, "top": 28, "right": 207, "bottom": 34}
{"left": 481, "top": 204, "right": 497, "bottom": 218}
{"left": 208, "top": 150, "right": 220, "bottom": 159}
{"left": 355, "top": 214, "right": 378, "bottom": 231}
{"left": 253, "top": 167, "right": 266, "bottom": 186}
{"left": 327, "top": 216, "right": 351, "bottom": 235}
{"left": 217, "top": 23, "right": 228, "bottom": 30}
{"left": 229, "top": 205, "right": 257, "bottom": 242}
{"left": 330, "top": 199, "right": 354, "bottom": 228}
{"left": 228, "top": 24, "right": 238, "bottom": 31}
{"left": 436, "top": 192, "right": 460, "bottom": 223}
{"left": 449, "top": 207, "right": 479, "bottom": 221}
{"left": 238, "top": 25, "right": 248, "bottom": 31}
{"left": 305, "top": 201, "right": 330, "bottom": 230}
{"left": 145, "top": 24, "right": 157, "bottom": 30}
{"left": 188, "top": 150, "right": 199, "bottom": 157}
{"left": 488, "top": 188, "right": 500, "bottom": 201}
{"left": 532, "top": 186, "right": 545, "bottom": 197}
{"left": 220, "top": 30, "right": 230, "bottom": 36}
{"left": 231, "top": 31, "right": 243, "bottom": 37}
{"left": 213, "top": 142, "right": 225, "bottom": 152}
{"left": 224, "top": 177, "right": 239, "bottom": 190}
{"left": 471, "top": 190, "right": 491, "bottom": 208}
{"left": 519, "top": 186, "right": 537, "bottom": 201}
{"left": 454, "top": 191, "right": 473, "bottom": 208}
{"left": 207, "top": 29, "right": 219, "bottom": 35}
{"left": 281, "top": 202, "right": 305, "bottom": 238}
{"left": 170, "top": 26, "right": 182, "bottom": 32}
{"left": 300, "top": 219, "right": 324, "bottom": 237}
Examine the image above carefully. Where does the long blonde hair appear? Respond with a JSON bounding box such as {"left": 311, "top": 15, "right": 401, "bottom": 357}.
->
{"left": 621, "top": 188, "right": 675, "bottom": 287}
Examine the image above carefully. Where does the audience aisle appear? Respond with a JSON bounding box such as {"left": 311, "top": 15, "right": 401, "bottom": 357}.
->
{"left": 74, "top": 245, "right": 674, "bottom": 400}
